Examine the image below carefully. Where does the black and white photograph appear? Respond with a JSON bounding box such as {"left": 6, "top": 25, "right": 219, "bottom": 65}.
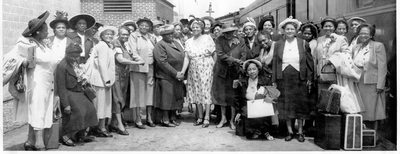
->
{"left": 1, "top": 0, "right": 398, "bottom": 153}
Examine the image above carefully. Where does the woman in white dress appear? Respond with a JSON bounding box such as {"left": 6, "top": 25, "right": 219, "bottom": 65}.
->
{"left": 185, "top": 18, "right": 216, "bottom": 128}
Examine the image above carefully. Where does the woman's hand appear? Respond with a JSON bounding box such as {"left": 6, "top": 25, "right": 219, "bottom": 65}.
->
{"left": 105, "top": 80, "right": 112, "bottom": 87}
{"left": 148, "top": 77, "right": 154, "bottom": 86}
{"left": 234, "top": 113, "right": 241, "bottom": 123}
{"left": 64, "top": 106, "right": 71, "bottom": 115}
{"left": 176, "top": 72, "right": 184, "bottom": 81}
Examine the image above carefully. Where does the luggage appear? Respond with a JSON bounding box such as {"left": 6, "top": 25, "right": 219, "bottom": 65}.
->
{"left": 317, "top": 89, "right": 341, "bottom": 114}
{"left": 44, "top": 121, "right": 60, "bottom": 149}
{"left": 318, "top": 63, "right": 337, "bottom": 84}
{"left": 235, "top": 116, "right": 245, "bottom": 136}
{"left": 362, "top": 129, "right": 376, "bottom": 147}
{"left": 314, "top": 112, "right": 341, "bottom": 150}
{"left": 341, "top": 114, "right": 363, "bottom": 150}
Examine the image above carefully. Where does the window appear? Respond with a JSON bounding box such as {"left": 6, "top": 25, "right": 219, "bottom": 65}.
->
{"left": 104, "top": 0, "right": 132, "bottom": 13}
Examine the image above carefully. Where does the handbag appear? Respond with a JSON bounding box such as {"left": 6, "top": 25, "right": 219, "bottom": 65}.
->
{"left": 247, "top": 99, "right": 275, "bottom": 118}
{"left": 83, "top": 84, "right": 96, "bottom": 101}
{"left": 318, "top": 63, "right": 337, "bottom": 84}
{"left": 14, "top": 74, "right": 25, "bottom": 93}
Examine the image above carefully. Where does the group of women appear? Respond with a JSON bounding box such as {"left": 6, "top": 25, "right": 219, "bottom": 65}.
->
{"left": 2, "top": 9, "right": 387, "bottom": 151}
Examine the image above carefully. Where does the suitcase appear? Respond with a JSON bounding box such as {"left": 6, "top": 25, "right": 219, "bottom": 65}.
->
{"left": 314, "top": 112, "right": 341, "bottom": 150}
{"left": 317, "top": 89, "right": 341, "bottom": 114}
{"left": 235, "top": 116, "right": 246, "bottom": 136}
{"left": 341, "top": 114, "right": 363, "bottom": 150}
{"left": 362, "top": 129, "right": 376, "bottom": 147}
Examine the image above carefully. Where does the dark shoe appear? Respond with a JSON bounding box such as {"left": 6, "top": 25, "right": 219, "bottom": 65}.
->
{"left": 96, "top": 129, "right": 113, "bottom": 137}
{"left": 161, "top": 121, "right": 176, "bottom": 127}
{"left": 246, "top": 131, "right": 262, "bottom": 140}
{"left": 202, "top": 119, "right": 210, "bottom": 128}
{"left": 109, "top": 125, "right": 129, "bottom": 135}
{"left": 135, "top": 123, "right": 146, "bottom": 129}
{"left": 297, "top": 133, "right": 305, "bottom": 142}
{"left": 170, "top": 120, "right": 180, "bottom": 126}
{"left": 32, "top": 146, "right": 46, "bottom": 151}
{"left": 60, "top": 136, "right": 76, "bottom": 146}
{"left": 193, "top": 118, "right": 203, "bottom": 126}
{"left": 117, "top": 129, "right": 129, "bottom": 135}
{"left": 23, "top": 141, "right": 34, "bottom": 151}
{"left": 146, "top": 121, "right": 156, "bottom": 127}
{"left": 285, "top": 133, "right": 294, "bottom": 141}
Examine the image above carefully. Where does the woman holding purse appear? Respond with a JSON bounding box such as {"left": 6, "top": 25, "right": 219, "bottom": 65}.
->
{"left": 87, "top": 26, "right": 117, "bottom": 137}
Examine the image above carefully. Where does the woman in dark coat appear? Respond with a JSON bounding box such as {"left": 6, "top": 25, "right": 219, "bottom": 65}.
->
{"left": 56, "top": 43, "right": 99, "bottom": 146}
{"left": 234, "top": 59, "right": 277, "bottom": 140}
{"left": 212, "top": 24, "right": 242, "bottom": 129}
{"left": 108, "top": 26, "right": 144, "bottom": 135}
{"left": 272, "top": 17, "right": 314, "bottom": 142}
{"left": 153, "top": 25, "right": 189, "bottom": 127}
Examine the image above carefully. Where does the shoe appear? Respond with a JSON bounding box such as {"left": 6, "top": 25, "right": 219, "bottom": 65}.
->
{"left": 229, "top": 121, "right": 236, "bottom": 130}
{"left": 146, "top": 121, "right": 156, "bottom": 127}
{"left": 135, "top": 123, "right": 146, "bottom": 129}
{"left": 170, "top": 120, "right": 180, "bottom": 126}
{"left": 264, "top": 132, "right": 275, "bottom": 141}
{"left": 193, "top": 118, "right": 203, "bottom": 126}
{"left": 96, "top": 129, "right": 113, "bottom": 137}
{"left": 216, "top": 120, "right": 227, "bottom": 128}
{"left": 32, "top": 146, "right": 46, "bottom": 151}
{"left": 285, "top": 133, "right": 294, "bottom": 141}
{"left": 23, "top": 141, "right": 34, "bottom": 150}
{"left": 109, "top": 125, "right": 129, "bottom": 135}
{"left": 247, "top": 131, "right": 261, "bottom": 140}
{"left": 202, "top": 119, "right": 210, "bottom": 128}
{"left": 161, "top": 121, "right": 176, "bottom": 127}
{"left": 60, "top": 136, "right": 76, "bottom": 146}
{"left": 297, "top": 133, "right": 305, "bottom": 142}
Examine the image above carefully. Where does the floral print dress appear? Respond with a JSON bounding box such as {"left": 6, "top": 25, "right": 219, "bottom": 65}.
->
{"left": 185, "top": 35, "right": 216, "bottom": 105}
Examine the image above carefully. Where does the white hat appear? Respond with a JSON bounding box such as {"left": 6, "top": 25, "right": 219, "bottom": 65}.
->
{"left": 278, "top": 16, "right": 301, "bottom": 33}
{"left": 97, "top": 26, "right": 118, "bottom": 39}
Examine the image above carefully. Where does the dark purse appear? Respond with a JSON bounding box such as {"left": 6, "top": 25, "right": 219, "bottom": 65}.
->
{"left": 83, "top": 84, "right": 96, "bottom": 102}
{"left": 318, "top": 63, "right": 337, "bottom": 84}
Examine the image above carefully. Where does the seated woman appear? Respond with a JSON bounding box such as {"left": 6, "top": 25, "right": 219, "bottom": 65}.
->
{"left": 56, "top": 43, "right": 99, "bottom": 146}
{"left": 234, "top": 59, "right": 279, "bottom": 140}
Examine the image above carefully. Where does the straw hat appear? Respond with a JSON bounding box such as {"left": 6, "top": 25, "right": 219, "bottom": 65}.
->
{"left": 22, "top": 11, "right": 50, "bottom": 37}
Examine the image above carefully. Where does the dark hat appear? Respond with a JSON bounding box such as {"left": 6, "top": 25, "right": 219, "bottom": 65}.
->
{"left": 211, "top": 21, "right": 223, "bottom": 33}
{"left": 258, "top": 15, "right": 275, "bottom": 31}
{"left": 136, "top": 17, "right": 153, "bottom": 29}
{"left": 65, "top": 42, "right": 82, "bottom": 55}
{"left": 22, "top": 11, "right": 50, "bottom": 37}
{"left": 69, "top": 14, "right": 96, "bottom": 30}
{"left": 180, "top": 19, "right": 189, "bottom": 25}
{"left": 220, "top": 23, "right": 238, "bottom": 33}
{"left": 321, "top": 17, "right": 337, "bottom": 29}
{"left": 50, "top": 10, "right": 69, "bottom": 29}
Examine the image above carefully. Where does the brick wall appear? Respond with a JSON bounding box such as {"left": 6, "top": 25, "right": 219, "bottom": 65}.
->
{"left": 81, "top": 0, "right": 173, "bottom": 27}
{"left": 2, "top": 0, "right": 81, "bottom": 101}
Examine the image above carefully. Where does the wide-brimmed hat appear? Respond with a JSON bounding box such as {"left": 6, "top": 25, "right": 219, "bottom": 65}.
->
{"left": 258, "top": 15, "right": 275, "bottom": 31}
{"left": 22, "top": 11, "right": 50, "bottom": 37}
{"left": 243, "top": 59, "right": 262, "bottom": 70}
{"left": 321, "top": 17, "right": 337, "bottom": 29}
{"left": 97, "top": 26, "right": 118, "bottom": 39}
{"left": 136, "top": 17, "right": 153, "bottom": 28}
{"left": 348, "top": 17, "right": 366, "bottom": 24}
{"left": 278, "top": 16, "right": 301, "bottom": 33}
{"left": 69, "top": 14, "right": 96, "bottom": 30}
{"left": 201, "top": 16, "right": 215, "bottom": 24}
{"left": 159, "top": 24, "right": 174, "bottom": 35}
{"left": 49, "top": 10, "right": 69, "bottom": 29}
{"left": 220, "top": 23, "right": 238, "bottom": 33}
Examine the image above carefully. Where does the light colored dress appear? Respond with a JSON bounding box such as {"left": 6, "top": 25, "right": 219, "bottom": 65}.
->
{"left": 128, "top": 31, "right": 156, "bottom": 107}
{"left": 185, "top": 34, "right": 215, "bottom": 105}
{"left": 25, "top": 38, "right": 58, "bottom": 129}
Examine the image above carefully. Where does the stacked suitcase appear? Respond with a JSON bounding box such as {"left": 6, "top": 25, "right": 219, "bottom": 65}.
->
{"left": 314, "top": 89, "right": 370, "bottom": 150}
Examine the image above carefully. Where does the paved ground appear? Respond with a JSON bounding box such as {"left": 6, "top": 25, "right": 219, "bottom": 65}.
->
{"left": 2, "top": 103, "right": 397, "bottom": 152}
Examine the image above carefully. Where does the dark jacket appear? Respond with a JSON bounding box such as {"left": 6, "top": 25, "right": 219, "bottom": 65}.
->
{"left": 153, "top": 40, "right": 185, "bottom": 80}
{"left": 234, "top": 75, "right": 272, "bottom": 115}
{"left": 239, "top": 37, "right": 262, "bottom": 61}
{"left": 56, "top": 58, "right": 84, "bottom": 109}
{"left": 66, "top": 31, "right": 94, "bottom": 63}
{"left": 272, "top": 38, "right": 314, "bottom": 82}
{"left": 214, "top": 36, "right": 242, "bottom": 79}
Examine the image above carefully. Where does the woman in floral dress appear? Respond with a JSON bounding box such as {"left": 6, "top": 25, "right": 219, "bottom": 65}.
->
{"left": 185, "top": 18, "right": 216, "bottom": 128}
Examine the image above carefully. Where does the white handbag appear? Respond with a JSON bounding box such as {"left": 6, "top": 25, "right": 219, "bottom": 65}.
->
{"left": 247, "top": 99, "right": 275, "bottom": 118}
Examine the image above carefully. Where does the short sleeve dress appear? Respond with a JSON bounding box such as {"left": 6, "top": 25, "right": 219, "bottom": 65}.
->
{"left": 185, "top": 35, "right": 216, "bottom": 105}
